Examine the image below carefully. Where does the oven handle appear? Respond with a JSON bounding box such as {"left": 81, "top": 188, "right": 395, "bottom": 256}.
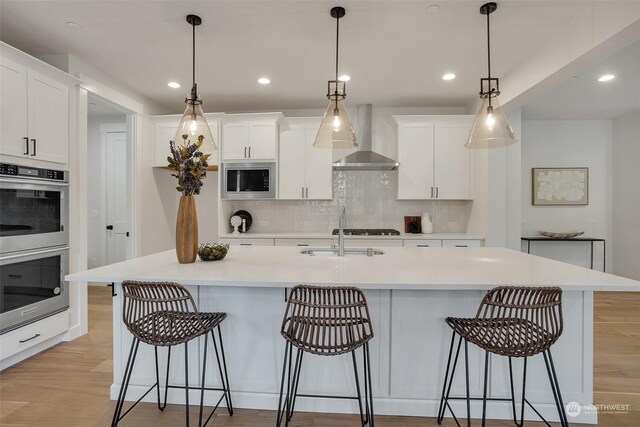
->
{"left": 0, "top": 246, "right": 69, "bottom": 262}
{"left": 0, "top": 177, "right": 69, "bottom": 187}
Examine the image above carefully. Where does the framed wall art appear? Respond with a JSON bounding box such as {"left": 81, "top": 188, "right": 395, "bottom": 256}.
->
{"left": 532, "top": 167, "right": 589, "bottom": 206}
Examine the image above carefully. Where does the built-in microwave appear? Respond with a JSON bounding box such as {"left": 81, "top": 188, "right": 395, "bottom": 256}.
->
{"left": 221, "top": 162, "right": 276, "bottom": 199}
{"left": 0, "top": 163, "right": 69, "bottom": 254}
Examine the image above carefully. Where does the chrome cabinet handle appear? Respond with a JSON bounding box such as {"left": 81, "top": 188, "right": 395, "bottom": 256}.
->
{"left": 240, "top": 243, "right": 252, "bottom": 246}
{"left": 248, "top": 146, "right": 251, "bottom": 158}
{"left": 244, "top": 147, "right": 247, "bottom": 158}
{"left": 30, "top": 139, "right": 36, "bottom": 156}
{"left": 296, "top": 244, "right": 309, "bottom": 247}
{"left": 23, "top": 137, "right": 29, "bottom": 155}
{"left": 436, "top": 187, "right": 439, "bottom": 198}
{"left": 431, "top": 187, "right": 434, "bottom": 198}
{"left": 306, "top": 187, "right": 309, "bottom": 198}
{"left": 302, "top": 187, "right": 304, "bottom": 198}
{"left": 417, "top": 244, "right": 430, "bottom": 247}
{"left": 19, "top": 333, "right": 41, "bottom": 344}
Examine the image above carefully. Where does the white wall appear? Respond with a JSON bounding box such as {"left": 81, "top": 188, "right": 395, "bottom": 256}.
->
{"left": 612, "top": 112, "right": 640, "bottom": 280}
{"left": 86, "top": 115, "right": 126, "bottom": 268}
{"left": 521, "top": 120, "right": 613, "bottom": 271}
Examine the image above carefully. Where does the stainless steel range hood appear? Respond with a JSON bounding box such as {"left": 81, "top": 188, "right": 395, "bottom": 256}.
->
{"left": 333, "top": 104, "right": 399, "bottom": 171}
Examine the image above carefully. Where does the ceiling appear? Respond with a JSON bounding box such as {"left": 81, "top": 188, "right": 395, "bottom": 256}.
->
{"left": 1, "top": 1, "right": 640, "bottom": 115}
{"left": 522, "top": 40, "right": 640, "bottom": 120}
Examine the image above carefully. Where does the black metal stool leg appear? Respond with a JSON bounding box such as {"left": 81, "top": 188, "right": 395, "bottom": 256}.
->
{"left": 155, "top": 346, "right": 171, "bottom": 411}
{"left": 464, "top": 339, "right": 471, "bottom": 427}
{"left": 286, "top": 347, "right": 304, "bottom": 422}
{"left": 111, "top": 338, "right": 140, "bottom": 427}
{"left": 438, "top": 330, "right": 457, "bottom": 422}
{"left": 212, "top": 327, "right": 234, "bottom": 416}
{"left": 481, "top": 350, "right": 490, "bottom": 427}
{"left": 352, "top": 346, "right": 366, "bottom": 427}
{"left": 508, "top": 356, "right": 525, "bottom": 427}
{"left": 276, "top": 341, "right": 292, "bottom": 427}
{"left": 364, "top": 342, "right": 375, "bottom": 427}
{"left": 544, "top": 349, "right": 569, "bottom": 427}
{"left": 438, "top": 335, "right": 463, "bottom": 426}
{"left": 184, "top": 340, "right": 190, "bottom": 427}
{"left": 199, "top": 331, "right": 209, "bottom": 427}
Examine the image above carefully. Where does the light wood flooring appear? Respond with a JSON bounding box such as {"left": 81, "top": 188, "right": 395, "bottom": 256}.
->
{"left": 0, "top": 287, "right": 638, "bottom": 426}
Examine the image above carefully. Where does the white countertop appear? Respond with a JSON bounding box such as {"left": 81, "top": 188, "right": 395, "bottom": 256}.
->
{"left": 66, "top": 246, "right": 640, "bottom": 292}
{"left": 219, "top": 232, "right": 484, "bottom": 240}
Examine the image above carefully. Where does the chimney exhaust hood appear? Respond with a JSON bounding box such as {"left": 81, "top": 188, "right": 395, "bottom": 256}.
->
{"left": 332, "top": 104, "right": 399, "bottom": 171}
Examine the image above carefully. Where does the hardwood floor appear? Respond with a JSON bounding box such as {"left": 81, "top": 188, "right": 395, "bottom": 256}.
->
{"left": 1, "top": 287, "right": 638, "bottom": 426}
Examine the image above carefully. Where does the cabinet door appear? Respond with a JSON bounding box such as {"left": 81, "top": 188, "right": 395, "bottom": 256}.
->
{"left": 27, "top": 71, "right": 69, "bottom": 164}
{"left": 152, "top": 121, "right": 178, "bottom": 167}
{"left": 0, "top": 58, "right": 29, "bottom": 159}
{"left": 305, "top": 126, "right": 333, "bottom": 200}
{"left": 397, "top": 124, "right": 434, "bottom": 199}
{"left": 222, "top": 122, "right": 248, "bottom": 160}
{"left": 219, "top": 238, "right": 275, "bottom": 246}
{"left": 248, "top": 122, "right": 277, "bottom": 160}
{"left": 403, "top": 239, "right": 443, "bottom": 247}
{"left": 442, "top": 239, "right": 482, "bottom": 247}
{"left": 434, "top": 122, "right": 471, "bottom": 199}
{"left": 278, "top": 125, "right": 306, "bottom": 199}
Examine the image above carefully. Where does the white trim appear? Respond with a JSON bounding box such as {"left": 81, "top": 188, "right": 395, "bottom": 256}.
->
{"left": 100, "top": 123, "right": 127, "bottom": 133}
{"left": 78, "top": 73, "right": 143, "bottom": 114}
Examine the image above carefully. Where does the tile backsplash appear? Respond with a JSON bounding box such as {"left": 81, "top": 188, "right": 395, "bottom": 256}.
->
{"left": 222, "top": 170, "right": 472, "bottom": 233}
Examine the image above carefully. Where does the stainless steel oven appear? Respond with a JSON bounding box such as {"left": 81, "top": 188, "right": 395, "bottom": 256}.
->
{"left": 0, "top": 163, "right": 69, "bottom": 254}
{"left": 221, "top": 162, "right": 276, "bottom": 199}
{"left": 0, "top": 246, "right": 69, "bottom": 333}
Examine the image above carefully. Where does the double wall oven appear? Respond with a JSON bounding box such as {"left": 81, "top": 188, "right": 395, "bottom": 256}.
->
{"left": 0, "top": 163, "right": 69, "bottom": 333}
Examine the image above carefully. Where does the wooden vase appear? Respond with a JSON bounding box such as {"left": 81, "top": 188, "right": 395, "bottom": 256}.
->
{"left": 176, "top": 195, "right": 198, "bottom": 264}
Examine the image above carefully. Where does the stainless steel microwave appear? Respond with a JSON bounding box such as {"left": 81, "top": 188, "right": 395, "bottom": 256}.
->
{"left": 221, "top": 162, "right": 276, "bottom": 199}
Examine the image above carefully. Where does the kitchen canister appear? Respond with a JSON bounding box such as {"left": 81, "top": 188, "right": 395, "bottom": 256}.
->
{"left": 421, "top": 212, "right": 433, "bottom": 234}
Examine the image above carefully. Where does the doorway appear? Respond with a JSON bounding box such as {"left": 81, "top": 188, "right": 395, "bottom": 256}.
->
{"left": 86, "top": 94, "right": 132, "bottom": 268}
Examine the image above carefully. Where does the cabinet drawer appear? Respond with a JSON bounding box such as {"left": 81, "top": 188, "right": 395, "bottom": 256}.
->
{"left": 220, "top": 238, "right": 274, "bottom": 246}
{"left": 0, "top": 310, "right": 69, "bottom": 360}
{"left": 274, "top": 239, "right": 332, "bottom": 247}
{"left": 403, "top": 239, "right": 443, "bottom": 247}
{"left": 442, "top": 239, "right": 482, "bottom": 248}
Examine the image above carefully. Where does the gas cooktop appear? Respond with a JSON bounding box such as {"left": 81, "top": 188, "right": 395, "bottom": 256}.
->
{"left": 331, "top": 228, "right": 401, "bottom": 236}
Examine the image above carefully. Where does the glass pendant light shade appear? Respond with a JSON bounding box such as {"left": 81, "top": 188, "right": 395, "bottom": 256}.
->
{"left": 174, "top": 99, "right": 216, "bottom": 152}
{"left": 465, "top": 95, "right": 516, "bottom": 149}
{"left": 313, "top": 96, "right": 357, "bottom": 149}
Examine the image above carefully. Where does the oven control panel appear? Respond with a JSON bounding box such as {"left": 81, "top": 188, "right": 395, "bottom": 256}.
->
{"left": 0, "top": 163, "right": 67, "bottom": 181}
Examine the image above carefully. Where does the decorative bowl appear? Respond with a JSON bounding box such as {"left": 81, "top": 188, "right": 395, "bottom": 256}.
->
{"left": 197, "top": 243, "right": 229, "bottom": 261}
{"left": 538, "top": 231, "right": 584, "bottom": 239}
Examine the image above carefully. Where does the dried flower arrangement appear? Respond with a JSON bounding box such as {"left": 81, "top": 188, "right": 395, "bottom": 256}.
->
{"left": 167, "top": 134, "right": 211, "bottom": 196}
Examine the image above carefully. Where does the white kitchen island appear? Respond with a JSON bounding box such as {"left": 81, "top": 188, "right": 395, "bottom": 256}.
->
{"left": 66, "top": 246, "right": 640, "bottom": 424}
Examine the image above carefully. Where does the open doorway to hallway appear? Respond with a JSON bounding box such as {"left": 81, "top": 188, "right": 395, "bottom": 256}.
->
{"left": 86, "top": 94, "right": 132, "bottom": 269}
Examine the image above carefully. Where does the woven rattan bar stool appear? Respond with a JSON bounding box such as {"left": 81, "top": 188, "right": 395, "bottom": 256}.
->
{"left": 276, "top": 285, "right": 375, "bottom": 427}
{"left": 437, "top": 286, "right": 569, "bottom": 427}
{"left": 111, "top": 281, "right": 233, "bottom": 427}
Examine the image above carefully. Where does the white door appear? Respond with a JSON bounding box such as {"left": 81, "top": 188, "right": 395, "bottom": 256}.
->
{"left": 305, "top": 125, "right": 333, "bottom": 200}
{"left": 105, "top": 131, "right": 130, "bottom": 265}
{"left": 248, "top": 122, "right": 277, "bottom": 159}
{"left": 27, "top": 71, "right": 68, "bottom": 164}
{"left": 397, "top": 123, "right": 434, "bottom": 199}
{"left": 0, "top": 58, "right": 29, "bottom": 159}
{"left": 434, "top": 121, "right": 471, "bottom": 199}
{"left": 222, "top": 123, "right": 248, "bottom": 160}
{"left": 278, "top": 125, "right": 306, "bottom": 199}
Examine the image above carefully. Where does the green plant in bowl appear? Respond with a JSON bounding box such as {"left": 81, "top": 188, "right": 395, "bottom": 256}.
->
{"left": 198, "top": 243, "right": 229, "bottom": 261}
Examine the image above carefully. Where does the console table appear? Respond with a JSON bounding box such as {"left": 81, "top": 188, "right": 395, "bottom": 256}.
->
{"left": 521, "top": 237, "right": 606, "bottom": 271}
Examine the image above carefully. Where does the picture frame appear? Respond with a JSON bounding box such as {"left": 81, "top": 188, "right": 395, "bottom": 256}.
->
{"left": 532, "top": 167, "right": 589, "bottom": 206}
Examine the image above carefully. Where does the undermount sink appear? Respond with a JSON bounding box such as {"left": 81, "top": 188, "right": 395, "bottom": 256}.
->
{"left": 300, "top": 247, "right": 385, "bottom": 257}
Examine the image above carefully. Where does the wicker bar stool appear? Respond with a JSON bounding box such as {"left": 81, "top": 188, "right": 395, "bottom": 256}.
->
{"left": 111, "top": 281, "right": 233, "bottom": 427}
{"left": 437, "top": 286, "right": 569, "bottom": 427}
{"left": 276, "top": 285, "right": 375, "bottom": 427}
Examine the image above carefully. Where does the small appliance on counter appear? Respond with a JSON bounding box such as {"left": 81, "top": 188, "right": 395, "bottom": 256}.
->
{"left": 404, "top": 216, "right": 422, "bottom": 234}
{"left": 421, "top": 212, "right": 434, "bottom": 234}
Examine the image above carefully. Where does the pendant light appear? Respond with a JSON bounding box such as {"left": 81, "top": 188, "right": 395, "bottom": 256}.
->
{"left": 174, "top": 14, "right": 216, "bottom": 152}
{"left": 465, "top": 2, "right": 517, "bottom": 149}
{"left": 313, "top": 6, "right": 357, "bottom": 149}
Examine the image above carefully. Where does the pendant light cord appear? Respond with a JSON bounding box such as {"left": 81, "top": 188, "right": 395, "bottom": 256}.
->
{"left": 486, "top": 10, "right": 491, "bottom": 80}
{"left": 334, "top": 13, "right": 340, "bottom": 110}
{"left": 192, "top": 20, "right": 197, "bottom": 100}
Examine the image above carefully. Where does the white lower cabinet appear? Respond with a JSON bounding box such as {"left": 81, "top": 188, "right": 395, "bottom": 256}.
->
{"left": 0, "top": 310, "right": 69, "bottom": 361}
{"left": 403, "top": 239, "right": 443, "bottom": 247}
{"left": 345, "top": 239, "right": 403, "bottom": 248}
{"left": 220, "top": 238, "right": 275, "bottom": 246}
{"left": 442, "top": 239, "right": 482, "bottom": 248}
{"left": 274, "top": 238, "right": 332, "bottom": 247}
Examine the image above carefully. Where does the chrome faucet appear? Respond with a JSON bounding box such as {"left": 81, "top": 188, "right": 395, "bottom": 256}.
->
{"left": 338, "top": 206, "right": 346, "bottom": 256}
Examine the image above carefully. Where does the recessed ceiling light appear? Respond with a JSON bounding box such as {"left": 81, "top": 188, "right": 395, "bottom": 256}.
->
{"left": 338, "top": 74, "right": 351, "bottom": 82}
{"left": 427, "top": 5, "right": 440, "bottom": 14}
{"left": 597, "top": 74, "right": 615, "bottom": 82}
{"left": 258, "top": 77, "right": 271, "bottom": 85}
{"left": 442, "top": 73, "right": 456, "bottom": 81}
{"left": 167, "top": 82, "right": 181, "bottom": 89}
{"left": 66, "top": 21, "right": 81, "bottom": 29}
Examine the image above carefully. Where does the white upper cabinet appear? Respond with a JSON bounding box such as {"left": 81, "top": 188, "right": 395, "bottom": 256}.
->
{"left": 394, "top": 116, "right": 472, "bottom": 200}
{"left": 222, "top": 113, "right": 282, "bottom": 162}
{"left": 151, "top": 114, "right": 221, "bottom": 168}
{"left": 0, "top": 56, "right": 69, "bottom": 165}
{"left": 279, "top": 118, "right": 332, "bottom": 200}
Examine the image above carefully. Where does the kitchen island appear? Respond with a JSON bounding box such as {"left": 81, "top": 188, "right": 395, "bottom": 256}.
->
{"left": 66, "top": 246, "right": 640, "bottom": 424}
